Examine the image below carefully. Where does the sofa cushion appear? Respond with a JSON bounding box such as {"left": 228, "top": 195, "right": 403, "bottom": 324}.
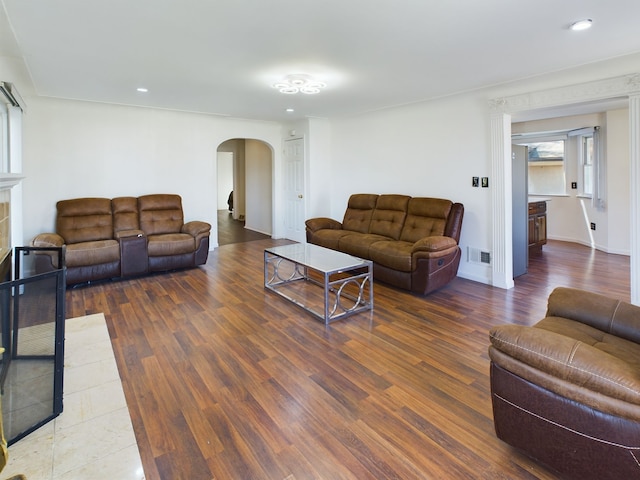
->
{"left": 56, "top": 198, "right": 113, "bottom": 244}
{"left": 400, "top": 198, "right": 452, "bottom": 243}
{"left": 368, "top": 240, "right": 413, "bottom": 272}
{"left": 546, "top": 286, "right": 640, "bottom": 345}
{"left": 310, "top": 229, "right": 355, "bottom": 250}
{"left": 139, "top": 194, "right": 184, "bottom": 235}
{"left": 147, "top": 233, "right": 196, "bottom": 256}
{"left": 490, "top": 320, "right": 640, "bottom": 406}
{"left": 65, "top": 239, "right": 120, "bottom": 268}
{"left": 338, "top": 233, "right": 390, "bottom": 259}
{"left": 342, "top": 194, "right": 378, "bottom": 234}
{"left": 368, "top": 195, "right": 410, "bottom": 240}
{"left": 112, "top": 196, "right": 140, "bottom": 234}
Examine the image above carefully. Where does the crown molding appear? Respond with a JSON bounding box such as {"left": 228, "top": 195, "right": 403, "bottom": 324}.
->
{"left": 489, "top": 74, "right": 640, "bottom": 114}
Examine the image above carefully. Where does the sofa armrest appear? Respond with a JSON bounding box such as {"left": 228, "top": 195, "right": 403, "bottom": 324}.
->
{"left": 546, "top": 287, "right": 640, "bottom": 344}
{"left": 412, "top": 236, "right": 457, "bottom": 256}
{"left": 305, "top": 217, "right": 343, "bottom": 232}
{"left": 32, "top": 233, "right": 65, "bottom": 248}
{"left": 31, "top": 234, "right": 66, "bottom": 271}
{"left": 489, "top": 324, "right": 640, "bottom": 405}
{"left": 182, "top": 221, "right": 211, "bottom": 237}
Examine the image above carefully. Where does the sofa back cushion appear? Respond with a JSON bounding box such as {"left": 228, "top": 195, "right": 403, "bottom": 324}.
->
{"left": 546, "top": 287, "right": 640, "bottom": 345}
{"left": 400, "top": 197, "right": 453, "bottom": 243}
{"left": 369, "top": 194, "right": 410, "bottom": 240}
{"left": 56, "top": 198, "right": 114, "bottom": 244}
{"left": 139, "top": 194, "right": 184, "bottom": 235}
{"left": 342, "top": 194, "right": 378, "bottom": 233}
{"left": 112, "top": 197, "right": 140, "bottom": 234}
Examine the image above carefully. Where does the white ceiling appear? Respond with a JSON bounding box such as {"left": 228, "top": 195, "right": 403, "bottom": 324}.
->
{"left": 2, "top": 0, "right": 640, "bottom": 122}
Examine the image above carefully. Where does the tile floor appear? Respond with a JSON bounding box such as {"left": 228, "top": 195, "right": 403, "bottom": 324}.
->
{"left": 1, "top": 313, "right": 145, "bottom": 480}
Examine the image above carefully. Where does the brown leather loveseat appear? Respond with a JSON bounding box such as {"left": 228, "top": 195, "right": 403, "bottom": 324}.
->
{"left": 305, "top": 194, "right": 464, "bottom": 295}
{"left": 32, "top": 194, "right": 211, "bottom": 285}
{"left": 489, "top": 287, "right": 640, "bottom": 479}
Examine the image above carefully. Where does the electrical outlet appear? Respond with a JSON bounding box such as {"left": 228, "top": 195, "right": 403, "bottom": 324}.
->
{"left": 590, "top": 222, "right": 596, "bottom": 230}
{"left": 571, "top": 182, "right": 577, "bottom": 189}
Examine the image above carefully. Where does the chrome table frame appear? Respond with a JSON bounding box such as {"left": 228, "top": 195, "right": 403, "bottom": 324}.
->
{"left": 264, "top": 243, "right": 373, "bottom": 324}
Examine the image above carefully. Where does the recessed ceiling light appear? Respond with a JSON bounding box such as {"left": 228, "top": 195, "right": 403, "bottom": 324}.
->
{"left": 136, "top": 87, "right": 148, "bottom": 93}
{"left": 570, "top": 19, "right": 592, "bottom": 31}
{"left": 286, "top": 108, "right": 294, "bottom": 113}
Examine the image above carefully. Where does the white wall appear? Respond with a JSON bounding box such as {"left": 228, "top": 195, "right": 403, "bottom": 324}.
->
{"left": 20, "top": 97, "right": 284, "bottom": 247}
{"left": 218, "top": 138, "right": 246, "bottom": 221}
{"left": 216, "top": 152, "right": 233, "bottom": 210}
{"left": 5, "top": 49, "right": 640, "bottom": 288}
{"left": 310, "top": 54, "right": 640, "bottom": 284}
{"left": 306, "top": 118, "right": 333, "bottom": 220}
{"left": 607, "top": 108, "right": 631, "bottom": 255}
{"left": 245, "top": 139, "right": 272, "bottom": 235}
{"left": 325, "top": 92, "right": 493, "bottom": 283}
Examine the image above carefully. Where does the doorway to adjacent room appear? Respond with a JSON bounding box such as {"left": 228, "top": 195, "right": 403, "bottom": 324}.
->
{"left": 216, "top": 138, "right": 273, "bottom": 246}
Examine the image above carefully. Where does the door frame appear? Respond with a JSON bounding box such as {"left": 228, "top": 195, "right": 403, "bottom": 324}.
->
{"left": 489, "top": 74, "right": 640, "bottom": 303}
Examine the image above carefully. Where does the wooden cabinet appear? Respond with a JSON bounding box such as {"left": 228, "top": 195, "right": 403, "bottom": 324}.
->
{"left": 528, "top": 201, "right": 547, "bottom": 252}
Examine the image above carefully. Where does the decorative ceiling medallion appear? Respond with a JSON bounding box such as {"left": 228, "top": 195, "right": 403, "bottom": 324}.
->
{"left": 273, "top": 74, "right": 326, "bottom": 94}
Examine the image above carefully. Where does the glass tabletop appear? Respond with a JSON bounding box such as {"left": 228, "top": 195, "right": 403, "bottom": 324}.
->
{"left": 265, "top": 243, "right": 370, "bottom": 273}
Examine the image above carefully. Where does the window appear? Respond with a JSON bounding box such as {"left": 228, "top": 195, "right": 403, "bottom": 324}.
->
{"left": 581, "top": 134, "right": 594, "bottom": 197}
{"left": 520, "top": 139, "right": 566, "bottom": 195}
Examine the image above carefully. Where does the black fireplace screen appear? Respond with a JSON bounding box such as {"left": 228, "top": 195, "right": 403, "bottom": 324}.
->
{"left": 0, "top": 247, "right": 65, "bottom": 445}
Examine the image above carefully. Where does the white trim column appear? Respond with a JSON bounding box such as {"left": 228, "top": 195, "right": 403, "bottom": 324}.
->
{"left": 490, "top": 112, "right": 513, "bottom": 289}
{"left": 630, "top": 94, "right": 640, "bottom": 304}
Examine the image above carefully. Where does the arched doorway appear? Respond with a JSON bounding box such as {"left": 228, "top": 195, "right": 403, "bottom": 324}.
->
{"left": 216, "top": 138, "right": 274, "bottom": 246}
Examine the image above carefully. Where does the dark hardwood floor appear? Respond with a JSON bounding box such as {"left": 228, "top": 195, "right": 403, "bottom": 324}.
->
{"left": 66, "top": 239, "right": 630, "bottom": 480}
{"left": 217, "top": 210, "right": 271, "bottom": 246}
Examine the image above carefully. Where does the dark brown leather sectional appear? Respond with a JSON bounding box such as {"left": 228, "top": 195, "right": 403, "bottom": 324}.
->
{"left": 32, "top": 194, "right": 211, "bottom": 285}
{"left": 305, "top": 194, "right": 464, "bottom": 295}
{"left": 489, "top": 287, "right": 640, "bottom": 479}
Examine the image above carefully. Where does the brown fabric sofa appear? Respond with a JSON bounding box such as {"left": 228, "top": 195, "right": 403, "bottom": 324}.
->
{"left": 489, "top": 287, "right": 640, "bottom": 479}
{"left": 305, "top": 194, "right": 464, "bottom": 295}
{"left": 32, "top": 194, "right": 211, "bottom": 285}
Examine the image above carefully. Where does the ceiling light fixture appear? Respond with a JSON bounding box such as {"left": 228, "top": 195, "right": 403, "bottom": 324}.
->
{"left": 273, "top": 74, "right": 326, "bottom": 94}
{"left": 570, "top": 19, "right": 593, "bottom": 31}
{"left": 136, "top": 87, "right": 148, "bottom": 93}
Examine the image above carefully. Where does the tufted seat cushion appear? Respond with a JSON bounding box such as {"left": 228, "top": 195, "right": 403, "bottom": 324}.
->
{"left": 56, "top": 198, "right": 113, "bottom": 244}
{"left": 368, "top": 194, "right": 410, "bottom": 239}
{"left": 341, "top": 194, "right": 379, "bottom": 233}
{"left": 138, "top": 194, "right": 184, "bottom": 235}
{"left": 400, "top": 197, "right": 451, "bottom": 242}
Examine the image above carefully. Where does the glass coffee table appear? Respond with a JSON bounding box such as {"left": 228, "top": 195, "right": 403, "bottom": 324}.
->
{"left": 264, "top": 243, "right": 373, "bottom": 324}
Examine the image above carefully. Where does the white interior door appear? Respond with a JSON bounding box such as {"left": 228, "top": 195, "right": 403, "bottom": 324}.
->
{"left": 284, "top": 138, "right": 305, "bottom": 242}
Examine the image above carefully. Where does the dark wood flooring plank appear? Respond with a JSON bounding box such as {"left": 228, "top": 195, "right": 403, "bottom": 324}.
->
{"left": 65, "top": 239, "right": 630, "bottom": 479}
